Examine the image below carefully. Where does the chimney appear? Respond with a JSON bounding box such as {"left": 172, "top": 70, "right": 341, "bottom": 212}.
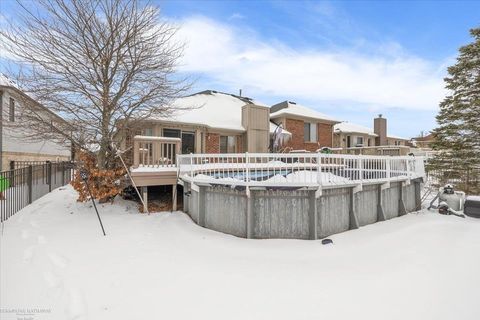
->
{"left": 239, "top": 89, "right": 242, "bottom": 97}
{"left": 374, "top": 114, "right": 387, "bottom": 146}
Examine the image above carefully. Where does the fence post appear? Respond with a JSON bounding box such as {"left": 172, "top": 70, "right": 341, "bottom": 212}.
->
{"left": 386, "top": 158, "right": 391, "bottom": 180}
{"left": 190, "top": 153, "right": 193, "bottom": 178}
{"left": 47, "top": 161, "right": 52, "bottom": 192}
{"left": 27, "top": 165, "right": 33, "bottom": 204}
{"left": 358, "top": 157, "right": 363, "bottom": 181}
{"left": 61, "top": 162, "right": 65, "bottom": 185}
{"left": 245, "top": 152, "right": 249, "bottom": 187}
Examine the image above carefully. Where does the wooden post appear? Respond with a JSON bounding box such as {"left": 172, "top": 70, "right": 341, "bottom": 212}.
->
{"left": 27, "top": 165, "right": 33, "bottom": 204}
{"left": 61, "top": 162, "right": 65, "bottom": 186}
{"left": 172, "top": 183, "right": 177, "bottom": 211}
{"left": 142, "top": 186, "right": 148, "bottom": 213}
{"left": 47, "top": 161, "right": 52, "bottom": 192}
{"left": 133, "top": 138, "right": 140, "bottom": 167}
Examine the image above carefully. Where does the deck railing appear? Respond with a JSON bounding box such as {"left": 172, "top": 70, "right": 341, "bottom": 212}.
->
{"left": 177, "top": 153, "right": 425, "bottom": 188}
{"left": 133, "top": 135, "right": 181, "bottom": 168}
{"left": 331, "top": 146, "right": 411, "bottom": 156}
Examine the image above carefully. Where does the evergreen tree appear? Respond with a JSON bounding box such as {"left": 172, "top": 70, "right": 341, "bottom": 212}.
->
{"left": 431, "top": 27, "right": 480, "bottom": 193}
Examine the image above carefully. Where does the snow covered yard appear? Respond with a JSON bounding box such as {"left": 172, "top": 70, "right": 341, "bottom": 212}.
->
{"left": 1, "top": 186, "right": 480, "bottom": 320}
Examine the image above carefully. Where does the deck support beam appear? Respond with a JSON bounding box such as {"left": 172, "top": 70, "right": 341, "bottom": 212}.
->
{"left": 172, "top": 183, "right": 177, "bottom": 211}
{"left": 142, "top": 186, "right": 148, "bottom": 213}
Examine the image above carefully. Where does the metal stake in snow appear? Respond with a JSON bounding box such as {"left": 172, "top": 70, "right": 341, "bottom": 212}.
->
{"left": 114, "top": 147, "right": 149, "bottom": 215}
{"left": 80, "top": 169, "right": 106, "bottom": 236}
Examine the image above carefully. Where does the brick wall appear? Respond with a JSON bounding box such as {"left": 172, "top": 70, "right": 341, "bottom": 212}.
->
{"left": 283, "top": 118, "right": 333, "bottom": 151}
{"left": 236, "top": 135, "right": 244, "bottom": 153}
{"left": 284, "top": 118, "right": 305, "bottom": 150}
{"left": 318, "top": 123, "right": 333, "bottom": 148}
{"left": 206, "top": 133, "right": 220, "bottom": 153}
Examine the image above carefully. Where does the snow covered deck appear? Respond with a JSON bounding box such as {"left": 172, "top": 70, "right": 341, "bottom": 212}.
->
{"left": 2, "top": 186, "right": 480, "bottom": 319}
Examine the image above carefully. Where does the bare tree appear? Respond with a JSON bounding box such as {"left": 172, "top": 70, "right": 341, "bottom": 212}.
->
{"left": 1, "top": 0, "right": 190, "bottom": 169}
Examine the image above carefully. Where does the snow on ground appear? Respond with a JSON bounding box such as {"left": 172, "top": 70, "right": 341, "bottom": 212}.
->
{"left": 1, "top": 186, "right": 480, "bottom": 320}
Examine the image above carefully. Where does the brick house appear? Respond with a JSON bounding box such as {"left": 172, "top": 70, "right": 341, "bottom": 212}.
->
{"left": 121, "top": 93, "right": 344, "bottom": 164}
{"left": 119, "top": 90, "right": 293, "bottom": 165}
{"left": 269, "top": 101, "right": 340, "bottom": 152}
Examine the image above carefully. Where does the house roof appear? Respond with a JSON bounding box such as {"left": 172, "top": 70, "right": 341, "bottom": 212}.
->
{"left": 0, "top": 73, "right": 16, "bottom": 87}
{"left": 150, "top": 90, "right": 268, "bottom": 132}
{"left": 412, "top": 133, "right": 435, "bottom": 141}
{"left": 270, "top": 101, "right": 339, "bottom": 123}
{"left": 334, "top": 122, "right": 377, "bottom": 136}
{"left": 387, "top": 134, "right": 410, "bottom": 141}
{"left": 269, "top": 122, "right": 291, "bottom": 136}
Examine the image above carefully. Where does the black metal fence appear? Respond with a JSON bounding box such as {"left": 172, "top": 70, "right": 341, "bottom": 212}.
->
{"left": 0, "top": 161, "right": 73, "bottom": 222}
{"left": 9, "top": 160, "right": 62, "bottom": 170}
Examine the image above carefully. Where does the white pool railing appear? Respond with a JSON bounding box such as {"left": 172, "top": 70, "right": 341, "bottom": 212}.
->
{"left": 176, "top": 153, "right": 425, "bottom": 188}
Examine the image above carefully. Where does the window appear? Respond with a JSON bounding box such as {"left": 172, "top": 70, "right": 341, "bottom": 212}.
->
{"left": 356, "top": 136, "right": 364, "bottom": 146}
{"left": 367, "top": 138, "right": 372, "bottom": 146}
{"left": 142, "top": 128, "right": 154, "bottom": 136}
{"left": 220, "top": 136, "right": 236, "bottom": 153}
{"left": 304, "top": 122, "right": 317, "bottom": 142}
{"left": 163, "top": 128, "right": 181, "bottom": 138}
{"left": 9, "top": 98, "right": 14, "bottom": 122}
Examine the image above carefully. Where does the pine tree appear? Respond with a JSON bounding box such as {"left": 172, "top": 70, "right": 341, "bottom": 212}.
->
{"left": 431, "top": 28, "right": 480, "bottom": 193}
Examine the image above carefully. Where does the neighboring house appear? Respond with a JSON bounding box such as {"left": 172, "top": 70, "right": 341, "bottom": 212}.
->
{"left": 333, "top": 122, "right": 377, "bottom": 148}
{"left": 411, "top": 132, "right": 436, "bottom": 149}
{"left": 0, "top": 74, "right": 72, "bottom": 171}
{"left": 120, "top": 90, "right": 292, "bottom": 164}
{"left": 269, "top": 101, "right": 340, "bottom": 152}
{"left": 333, "top": 115, "right": 409, "bottom": 148}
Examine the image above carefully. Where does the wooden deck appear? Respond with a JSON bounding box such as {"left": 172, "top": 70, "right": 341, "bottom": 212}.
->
{"left": 130, "top": 168, "right": 178, "bottom": 187}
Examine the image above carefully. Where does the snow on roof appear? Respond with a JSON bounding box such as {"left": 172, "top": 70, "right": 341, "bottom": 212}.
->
{"left": 0, "top": 73, "right": 17, "bottom": 87}
{"left": 270, "top": 101, "right": 339, "bottom": 123}
{"left": 387, "top": 134, "right": 410, "bottom": 141}
{"left": 269, "top": 122, "right": 291, "bottom": 136}
{"left": 151, "top": 91, "right": 267, "bottom": 131}
{"left": 334, "top": 122, "right": 377, "bottom": 136}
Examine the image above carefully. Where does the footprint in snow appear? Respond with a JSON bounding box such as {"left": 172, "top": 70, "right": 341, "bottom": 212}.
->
{"left": 23, "top": 246, "right": 35, "bottom": 263}
{"left": 43, "top": 271, "right": 63, "bottom": 288}
{"left": 21, "top": 229, "right": 30, "bottom": 239}
{"left": 48, "top": 252, "right": 69, "bottom": 269}
{"left": 65, "top": 288, "right": 88, "bottom": 320}
{"left": 29, "top": 220, "right": 39, "bottom": 228}
{"left": 38, "top": 235, "right": 48, "bottom": 245}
